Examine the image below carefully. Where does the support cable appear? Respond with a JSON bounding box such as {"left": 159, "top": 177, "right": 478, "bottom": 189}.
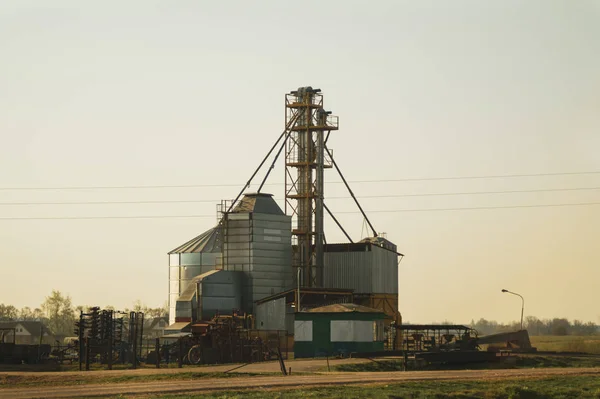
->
{"left": 323, "top": 202, "right": 353, "bottom": 243}
{"left": 257, "top": 129, "right": 293, "bottom": 193}
{"left": 227, "top": 113, "right": 300, "bottom": 213}
{"left": 325, "top": 145, "right": 378, "bottom": 237}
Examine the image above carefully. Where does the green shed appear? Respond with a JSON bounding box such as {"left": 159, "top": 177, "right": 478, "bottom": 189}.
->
{"left": 294, "top": 303, "right": 386, "bottom": 358}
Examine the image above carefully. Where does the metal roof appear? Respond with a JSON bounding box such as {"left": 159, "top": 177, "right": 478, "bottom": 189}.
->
{"left": 358, "top": 236, "right": 400, "bottom": 254}
{"left": 169, "top": 194, "right": 283, "bottom": 254}
{"left": 163, "top": 322, "right": 191, "bottom": 333}
{"left": 324, "top": 238, "right": 404, "bottom": 257}
{"left": 176, "top": 270, "right": 222, "bottom": 301}
{"left": 254, "top": 287, "right": 354, "bottom": 305}
{"left": 307, "top": 303, "right": 383, "bottom": 314}
{"left": 231, "top": 193, "right": 284, "bottom": 215}
{"left": 169, "top": 225, "right": 222, "bottom": 254}
{"left": 161, "top": 332, "right": 192, "bottom": 339}
{"left": 399, "top": 324, "right": 471, "bottom": 331}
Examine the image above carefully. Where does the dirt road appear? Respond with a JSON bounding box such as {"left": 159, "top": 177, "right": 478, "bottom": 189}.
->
{"left": 0, "top": 357, "right": 367, "bottom": 378}
{"left": 2, "top": 367, "right": 599, "bottom": 398}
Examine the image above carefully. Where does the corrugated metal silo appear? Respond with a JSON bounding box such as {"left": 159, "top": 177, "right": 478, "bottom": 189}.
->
{"left": 222, "top": 193, "right": 293, "bottom": 314}
{"left": 167, "top": 226, "right": 223, "bottom": 325}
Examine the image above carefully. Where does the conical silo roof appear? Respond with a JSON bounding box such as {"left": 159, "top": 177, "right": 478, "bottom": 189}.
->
{"left": 231, "top": 193, "right": 284, "bottom": 215}
{"left": 168, "top": 225, "right": 222, "bottom": 254}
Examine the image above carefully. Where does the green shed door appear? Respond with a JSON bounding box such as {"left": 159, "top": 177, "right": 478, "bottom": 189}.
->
{"left": 312, "top": 317, "right": 331, "bottom": 356}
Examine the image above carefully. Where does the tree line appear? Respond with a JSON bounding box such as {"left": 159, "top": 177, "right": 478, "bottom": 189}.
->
{"left": 0, "top": 290, "right": 168, "bottom": 336}
{"left": 5, "top": 291, "right": 597, "bottom": 337}
{"left": 470, "top": 317, "right": 599, "bottom": 336}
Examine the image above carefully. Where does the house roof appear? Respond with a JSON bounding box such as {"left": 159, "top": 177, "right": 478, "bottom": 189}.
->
{"left": 145, "top": 317, "right": 169, "bottom": 330}
{"left": 0, "top": 321, "right": 51, "bottom": 335}
{"left": 307, "top": 303, "right": 383, "bottom": 314}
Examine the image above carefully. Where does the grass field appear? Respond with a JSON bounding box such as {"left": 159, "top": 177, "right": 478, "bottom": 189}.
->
{"left": 124, "top": 375, "right": 600, "bottom": 398}
{"left": 333, "top": 354, "right": 600, "bottom": 372}
{"left": 530, "top": 336, "right": 600, "bottom": 354}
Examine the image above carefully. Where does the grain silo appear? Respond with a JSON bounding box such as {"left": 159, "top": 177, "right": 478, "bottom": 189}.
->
{"left": 165, "top": 87, "right": 402, "bottom": 347}
{"left": 167, "top": 226, "right": 223, "bottom": 325}
{"left": 167, "top": 193, "right": 292, "bottom": 327}
{"left": 222, "top": 193, "right": 293, "bottom": 314}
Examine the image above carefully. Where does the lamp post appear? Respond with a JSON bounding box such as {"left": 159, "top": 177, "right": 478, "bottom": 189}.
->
{"left": 501, "top": 289, "right": 524, "bottom": 331}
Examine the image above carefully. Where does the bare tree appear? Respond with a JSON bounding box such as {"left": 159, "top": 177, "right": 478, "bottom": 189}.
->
{"left": 17, "top": 307, "right": 45, "bottom": 321}
{"left": 0, "top": 304, "right": 18, "bottom": 321}
{"left": 127, "top": 300, "right": 168, "bottom": 318}
{"left": 41, "top": 290, "right": 75, "bottom": 336}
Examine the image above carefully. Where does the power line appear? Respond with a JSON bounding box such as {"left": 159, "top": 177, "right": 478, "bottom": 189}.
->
{"left": 1, "top": 202, "right": 598, "bottom": 220}
{"left": 0, "top": 199, "right": 223, "bottom": 206}
{"left": 344, "top": 171, "right": 600, "bottom": 183}
{"left": 1, "top": 171, "right": 599, "bottom": 191}
{"left": 354, "top": 186, "right": 600, "bottom": 198}
{"left": 0, "top": 183, "right": 244, "bottom": 191}
{"left": 1, "top": 186, "right": 599, "bottom": 206}
{"left": 0, "top": 215, "right": 214, "bottom": 220}
{"left": 356, "top": 202, "right": 600, "bottom": 213}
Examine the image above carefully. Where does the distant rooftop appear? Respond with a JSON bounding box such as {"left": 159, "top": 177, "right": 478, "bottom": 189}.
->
{"left": 0, "top": 321, "right": 52, "bottom": 335}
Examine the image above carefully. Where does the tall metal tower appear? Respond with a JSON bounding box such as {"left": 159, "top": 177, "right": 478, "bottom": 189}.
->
{"left": 284, "top": 87, "right": 338, "bottom": 287}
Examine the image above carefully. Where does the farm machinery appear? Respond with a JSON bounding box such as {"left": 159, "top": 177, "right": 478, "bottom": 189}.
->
{"left": 154, "top": 312, "right": 286, "bottom": 366}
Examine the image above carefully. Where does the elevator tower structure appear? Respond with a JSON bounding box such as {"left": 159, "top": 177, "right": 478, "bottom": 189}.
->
{"left": 284, "top": 87, "right": 338, "bottom": 288}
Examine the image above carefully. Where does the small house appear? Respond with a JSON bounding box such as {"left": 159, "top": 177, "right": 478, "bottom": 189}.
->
{"left": 294, "top": 303, "right": 385, "bottom": 358}
{"left": 0, "top": 321, "right": 53, "bottom": 345}
{"left": 144, "top": 317, "right": 169, "bottom": 339}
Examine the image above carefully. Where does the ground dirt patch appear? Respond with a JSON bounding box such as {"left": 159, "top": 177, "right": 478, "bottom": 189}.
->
{"left": 0, "top": 371, "right": 274, "bottom": 388}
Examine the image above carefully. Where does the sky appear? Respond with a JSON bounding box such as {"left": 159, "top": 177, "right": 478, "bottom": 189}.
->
{"left": 1, "top": 0, "right": 599, "bottom": 324}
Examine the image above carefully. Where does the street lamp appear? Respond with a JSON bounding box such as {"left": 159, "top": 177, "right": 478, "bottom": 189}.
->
{"left": 501, "top": 289, "right": 524, "bottom": 331}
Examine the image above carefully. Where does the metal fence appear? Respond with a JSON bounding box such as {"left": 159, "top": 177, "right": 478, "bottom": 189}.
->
{"left": 151, "top": 329, "right": 289, "bottom": 367}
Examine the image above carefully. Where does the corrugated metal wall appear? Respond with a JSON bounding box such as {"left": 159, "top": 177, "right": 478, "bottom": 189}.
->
{"left": 370, "top": 246, "right": 398, "bottom": 294}
{"left": 255, "top": 297, "right": 286, "bottom": 331}
{"left": 223, "top": 212, "right": 293, "bottom": 313}
{"left": 323, "top": 245, "right": 398, "bottom": 294}
{"left": 168, "top": 252, "right": 223, "bottom": 325}
{"left": 199, "top": 277, "right": 241, "bottom": 320}
{"left": 174, "top": 270, "right": 242, "bottom": 322}
{"left": 324, "top": 250, "right": 372, "bottom": 293}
